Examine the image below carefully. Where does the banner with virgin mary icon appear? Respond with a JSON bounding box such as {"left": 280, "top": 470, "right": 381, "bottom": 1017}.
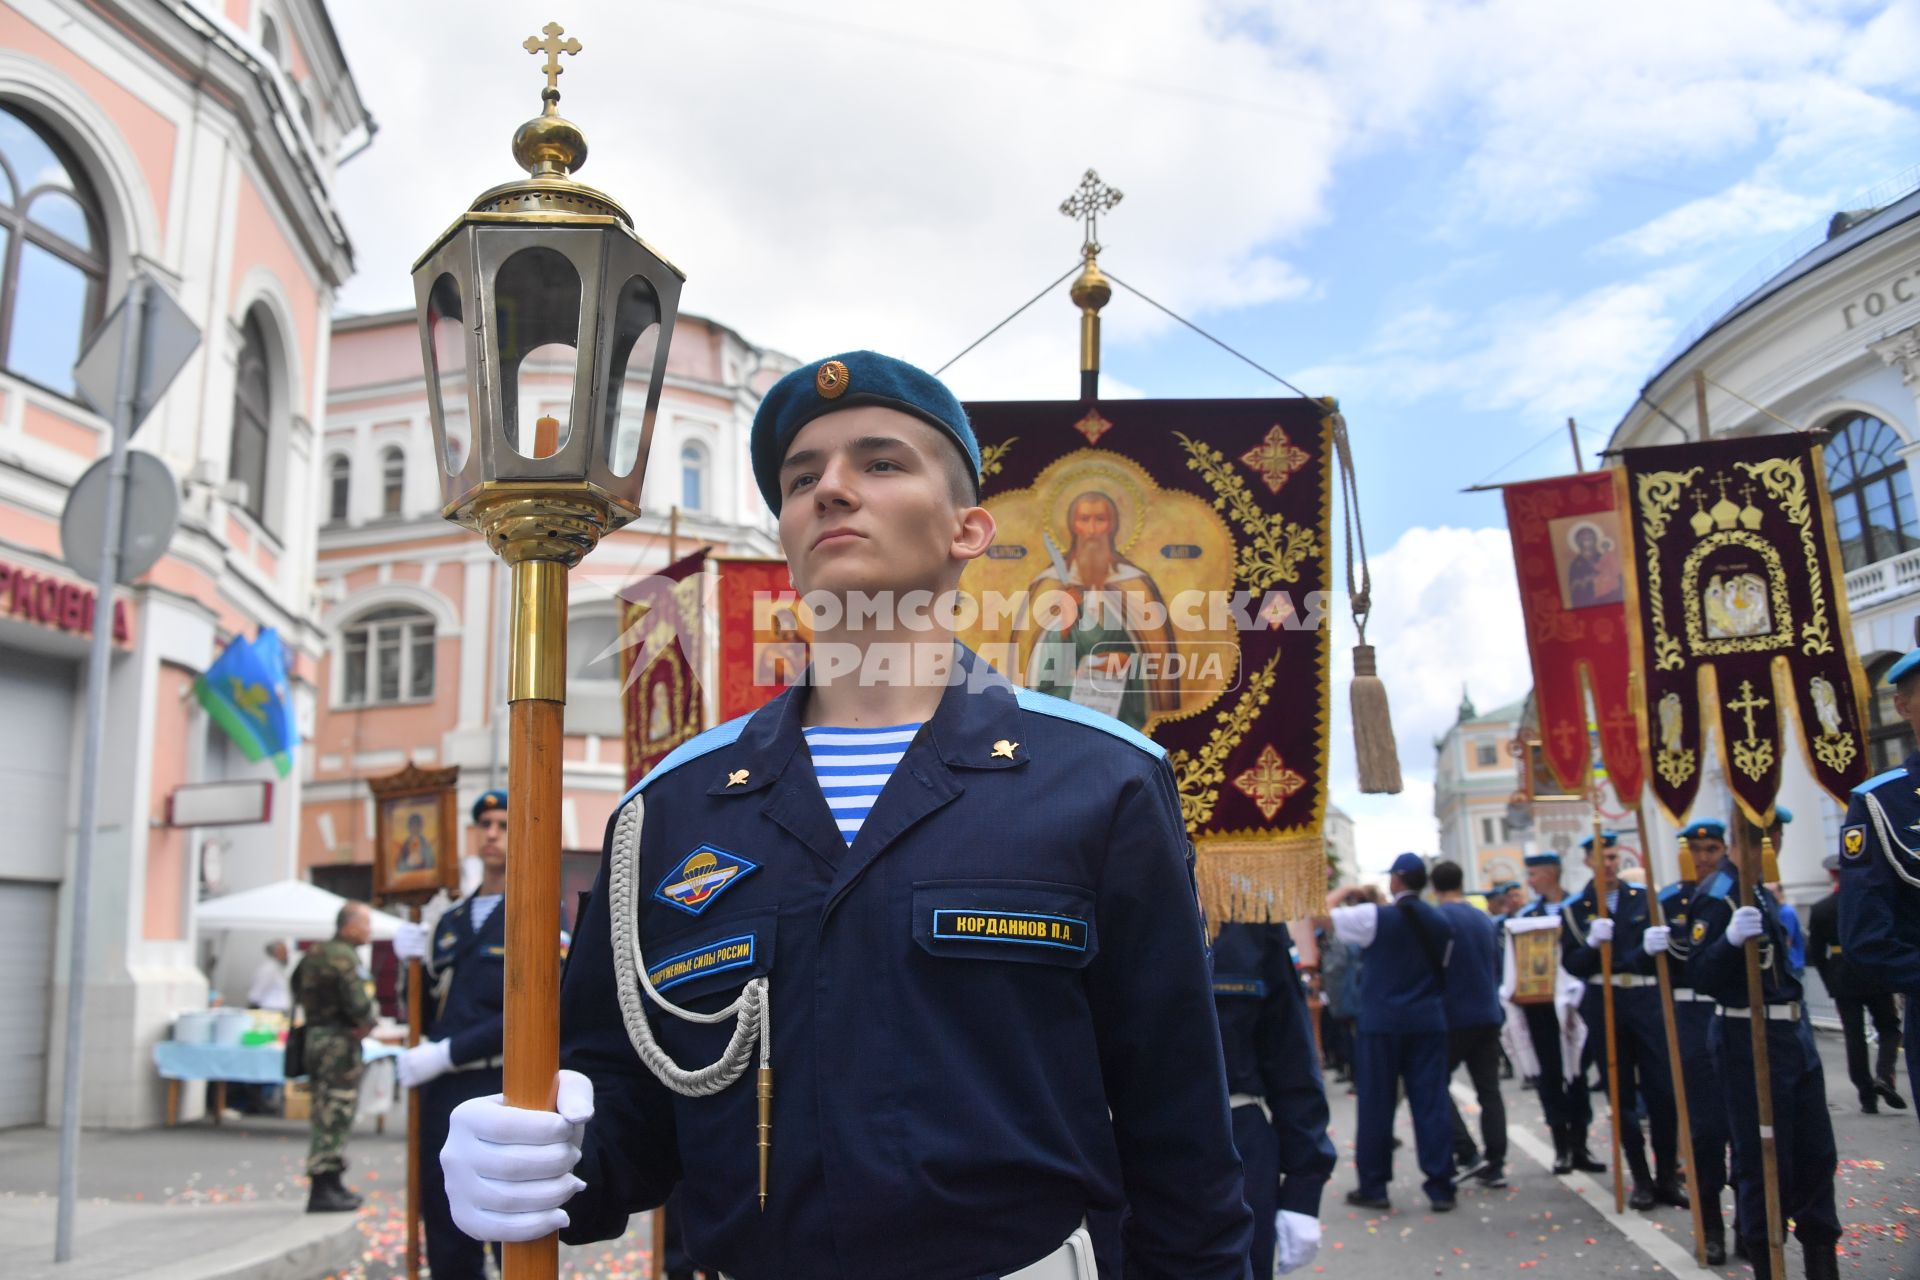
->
{"left": 957, "top": 396, "right": 1333, "bottom": 923}
{"left": 1615, "top": 433, "right": 1871, "bottom": 824}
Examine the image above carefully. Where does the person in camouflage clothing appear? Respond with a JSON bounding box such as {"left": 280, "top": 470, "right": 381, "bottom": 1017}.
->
{"left": 293, "top": 900, "right": 376, "bottom": 1212}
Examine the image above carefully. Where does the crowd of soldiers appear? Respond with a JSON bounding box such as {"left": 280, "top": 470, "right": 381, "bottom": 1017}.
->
{"left": 275, "top": 351, "right": 1920, "bottom": 1280}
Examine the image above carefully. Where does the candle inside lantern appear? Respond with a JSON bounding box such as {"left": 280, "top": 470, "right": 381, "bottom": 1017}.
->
{"left": 534, "top": 414, "right": 560, "bottom": 458}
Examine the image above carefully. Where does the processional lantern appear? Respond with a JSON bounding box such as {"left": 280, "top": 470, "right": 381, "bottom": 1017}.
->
{"left": 409, "top": 25, "right": 683, "bottom": 1280}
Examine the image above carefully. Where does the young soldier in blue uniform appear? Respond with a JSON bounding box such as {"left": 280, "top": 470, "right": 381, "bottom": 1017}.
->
{"left": 1560, "top": 832, "right": 1683, "bottom": 1212}
{"left": 1637, "top": 818, "right": 1732, "bottom": 1263}
{"left": 1838, "top": 646, "right": 1920, "bottom": 1130}
{"left": 1330, "top": 853, "right": 1457, "bottom": 1213}
{"left": 1431, "top": 861, "right": 1508, "bottom": 1189}
{"left": 1208, "top": 922, "right": 1336, "bottom": 1274}
{"left": 1686, "top": 819, "right": 1841, "bottom": 1280}
{"left": 436, "top": 352, "right": 1253, "bottom": 1280}
{"left": 1512, "top": 850, "right": 1604, "bottom": 1176}
{"left": 392, "top": 789, "right": 512, "bottom": 1280}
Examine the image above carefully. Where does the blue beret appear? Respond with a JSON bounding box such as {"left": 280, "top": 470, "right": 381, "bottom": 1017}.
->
{"left": 1681, "top": 819, "right": 1725, "bottom": 840}
{"left": 1389, "top": 852, "right": 1427, "bottom": 878}
{"left": 1769, "top": 806, "right": 1793, "bottom": 826}
{"left": 1491, "top": 880, "right": 1521, "bottom": 896}
{"left": 1885, "top": 647, "right": 1920, "bottom": 686}
{"left": 750, "top": 351, "right": 979, "bottom": 514}
{"left": 1524, "top": 851, "right": 1561, "bottom": 868}
{"left": 472, "top": 789, "right": 507, "bottom": 823}
{"left": 1578, "top": 831, "right": 1620, "bottom": 852}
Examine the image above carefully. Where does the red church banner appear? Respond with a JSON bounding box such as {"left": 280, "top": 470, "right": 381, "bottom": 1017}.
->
{"left": 711, "top": 555, "right": 808, "bottom": 725}
{"left": 1615, "top": 434, "right": 1871, "bottom": 824}
{"left": 619, "top": 549, "right": 708, "bottom": 789}
{"left": 1502, "top": 473, "right": 1643, "bottom": 800}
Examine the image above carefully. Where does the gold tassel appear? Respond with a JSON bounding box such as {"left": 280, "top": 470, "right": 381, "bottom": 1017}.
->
{"left": 1350, "top": 643, "right": 1403, "bottom": 794}
{"left": 1760, "top": 833, "right": 1780, "bottom": 886}
{"left": 1676, "top": 833, "right": 1696, "bottom": 884}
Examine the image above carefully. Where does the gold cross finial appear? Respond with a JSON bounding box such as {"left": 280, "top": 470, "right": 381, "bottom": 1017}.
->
{"left": 1727, "top": 679, "right": 1771, "bottom": 742}
{"left": 1059, "top": 169, "right": 1123, "bottom": 257}
{"left": 524, "top": 22, "right": 583, "bottom": 104}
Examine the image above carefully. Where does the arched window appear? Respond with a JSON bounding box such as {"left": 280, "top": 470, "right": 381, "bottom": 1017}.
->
{"left": 326, "top": 454, "right": 350, "bottom": 523}
{"left": 340, "top": 606, "right": 435, "bottom": 706}
{"left": 1866, "top": 653, "right": 1917, "bottom": 774}
{"left": 229, "top": 310, "right": 272, "bottom": 524}
{"left": 680, "top": 440, "right": 707, "bottom": 512}
{"left": 0, "top": 105, "right": 108, "bottom": 397}
{"left": 566, "top": 609, "right": 623, "bottom": 735}
{"left": 1824, "top": 414, "right": 1919, "bottom": 571}
{"left": 381, "top": 446, "right": 405, "bottom": 516}
{"left": 259, "top": 15, "right": 283, "bottom": 65}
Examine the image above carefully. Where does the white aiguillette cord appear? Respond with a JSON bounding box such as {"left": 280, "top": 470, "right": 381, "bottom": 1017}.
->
{"left": 608, "top": 799, "right": 774, "bottom": 1207}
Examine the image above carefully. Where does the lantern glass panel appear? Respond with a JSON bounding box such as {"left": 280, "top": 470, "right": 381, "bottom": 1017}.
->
{"left": 494, "top": 246, "right": 581, "bottom": 459}
{"left": 602, "top": 273, "right": 661, "bottom": 478}
{"left": 426, "top": 274, "right": 470, "bottom": 476}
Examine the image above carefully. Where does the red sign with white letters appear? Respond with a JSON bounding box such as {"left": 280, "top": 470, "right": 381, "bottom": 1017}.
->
{"left": 0, "top": 559, "right": 131, "bottom": 646}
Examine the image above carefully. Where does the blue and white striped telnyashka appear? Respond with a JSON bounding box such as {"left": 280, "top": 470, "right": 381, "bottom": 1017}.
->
{"left": 802, "top": 722, "right": 923, "bottom": 844}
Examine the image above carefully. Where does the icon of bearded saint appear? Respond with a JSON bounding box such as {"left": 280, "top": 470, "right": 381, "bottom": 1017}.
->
{"left": 1012, "top": 490, "right": 1179, "bottom": 731}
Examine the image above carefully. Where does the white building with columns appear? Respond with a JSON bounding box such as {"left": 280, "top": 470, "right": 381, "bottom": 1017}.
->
{"left": 1608, "top": 176, "right": 1920, "bottom": 901}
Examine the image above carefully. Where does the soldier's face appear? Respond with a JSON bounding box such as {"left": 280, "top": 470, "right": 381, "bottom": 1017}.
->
{"left": 340, "top": 908, "right": 371, "bottom": 945}
{"left": 1896, "top": 683, "right": 1920, "bottom": 734}
{"left": 476, "top": 812, "right": 508, "bottom": 866}
{"left": 777, "top": 408, "right": 993, "bottom": 603}
{"left": 1689, "top": 836, "right": 1725, "bottom": 878}
{"left": 1526, "top": 863, "right": 1558, "bottom": 895}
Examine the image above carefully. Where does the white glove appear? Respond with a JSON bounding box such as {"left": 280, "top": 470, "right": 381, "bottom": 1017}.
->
{"left": 1274, "top": 1210, "right": 1321, "bottom": 1276}
{"left": 393, "top": 921, "right": 429, "bottom": 961}
{"left": 1587, "top": 917, "right": 1615, "bottom": 945}
{"left": 1643, "top": 925, "right": 1671, "bottom": 955}
{"left": 443, "top": 1069, "right": 594, "bottom": 1242}
{"left": 398, "top": 1039, "right": 453, "bottom": 1088}
{"left": 1726, "top": 906, "right": 1765, "bottom": 945}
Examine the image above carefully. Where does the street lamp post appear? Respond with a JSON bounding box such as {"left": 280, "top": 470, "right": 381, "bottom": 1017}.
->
{"left": 411, "top": 25, "right": 684, "bottom": 1280}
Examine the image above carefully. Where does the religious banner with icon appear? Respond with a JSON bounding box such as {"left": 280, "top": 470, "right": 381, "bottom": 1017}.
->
{"left": 712, "top": 555, "right": 809, "bottom": 724}
{"left": 1503, "top": 473, "right": 1643, "bottom": 800}
{"left": 367, "top": 763, "right": 461, "bottom": 904}
{"left": 620, "top": 549, "right": 709, "bottom": 790}
{"left": 956, "top": 395, "right": 1333, "bottom": 923}
{"left": 1616, "top": 434, "right": 1871, "bottom": 824}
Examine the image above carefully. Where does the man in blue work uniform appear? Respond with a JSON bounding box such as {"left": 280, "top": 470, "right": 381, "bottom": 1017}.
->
{"left": 1687, "top": 818, "right": 1841, "bottom": 1280}
{"left": 1637, "top": 818, "right": 1733, "bottom": 1263}
{"left": 1208, "top": 923, "right": 1336, "bottom": 1275}
{"left": 392, "top": 789, "right": 511, "bottom": 1280}
{"left": 1512, "top": 850, "right": 1604, "bottom": 1176}
{"left": 1839, "top": 646, "right": 1920, "bottom": 1129}
{"left": 436, "top": 352, "right": 1253, "bottom": 1280}
{"left": 1561, "top": 831, "right": 1683, "bottom": 1212}
{"left": 1330, "top": 853, "right": 1456, "bottom": 1214}
{"left": 1431, "top": 860, "right": 1508, "bottom": 1189}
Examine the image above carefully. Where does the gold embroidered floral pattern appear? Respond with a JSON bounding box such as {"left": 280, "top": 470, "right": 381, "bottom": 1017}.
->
{"left": 1635, "top": 467, "right": 1700, "bottom": 670}
{"left": 977, "top": 437, "right": 1016, "bottom": 481}
{"left": 1737, "top": 457, "right": 1833, "bottom": 656}
{"left": 1169, "top": 653, "right": 1281, "bottom": 829}
{"left": 1239, "top": 425, "right": 1312, "bottom": 494}
{"left": 1232, "top": 745, "right": 1307, "bottom": 821}
{"left": 1177, "top": 433, "right": 1320, "bottom": 589}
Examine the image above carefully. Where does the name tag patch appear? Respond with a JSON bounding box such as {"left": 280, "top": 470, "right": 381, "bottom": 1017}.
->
{"left": 655, "top": 844, "right": 760, "bottom": 916}
{"left": 1842, "top": 825, "right": 1867, "bottom": 862}
{"left": 932, "top": 909, "right": 1087, "bottom": 951}
{"left": 647, "top": 934, "right": 756, "bottom": 993}
{"left": 1213, "top": 977, "right": 1268, "bottom": 998}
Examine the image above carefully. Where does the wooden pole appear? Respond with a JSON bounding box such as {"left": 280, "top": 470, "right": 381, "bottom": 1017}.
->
{"left": 1592, "top": 811, "right": 1625, "bottom": 1214}
{"left": 1634, "top": 811, "right": 1706, "bottom": 1266}
{"left": 502, "top": 560, "right": 567, "bottom": 1280}
{"left": 668, "top": 505, "right": 680, "bottom": 563}
{"left": 1733, "top": 818, "right": 1787, "bottom": 1278}
{"left": 1693, "top": 371, "right": 1710, "bottom": 443}
{"left": 1568, "top": 418, "right": 1583, "bottom": 472}
{"left": 406, "top": 906, "right": 424, "bottom": 1280}
{"left": 651, "top": 1207, "right": 667, "bottom": 1279}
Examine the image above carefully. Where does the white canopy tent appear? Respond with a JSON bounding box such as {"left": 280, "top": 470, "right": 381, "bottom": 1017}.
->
{"left": 194, "top": 879, "right": 407, "bottom": 941}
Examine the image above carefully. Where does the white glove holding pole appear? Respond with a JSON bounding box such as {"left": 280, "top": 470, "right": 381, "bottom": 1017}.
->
{"left": 1726, "top": 906, "right": 1765, "bottom": 945}
{"left": 398, "top": 1039, "right": 453, "bottom": 1088}
{"left": 443, "top": 1069, "right": 594, "bottom": 1242}
{"left": 1587, "top": 917, "right": 1615, "bottom": 945}
{"left": 392, "top": 921, "right": 429, "bottom": 961}
{"left": 1642, "top": 925, "right": 1671, "bottom": 955}
{"left": 1274, "top": 1210, "right": 1321, "bottom": 1275}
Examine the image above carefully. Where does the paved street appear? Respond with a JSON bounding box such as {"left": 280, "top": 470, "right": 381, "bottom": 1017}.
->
{"left": 0, "top": 1028, "right": 1912, "bottom": 1278}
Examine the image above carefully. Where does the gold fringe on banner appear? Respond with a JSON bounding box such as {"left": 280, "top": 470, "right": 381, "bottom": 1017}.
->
{"left": 1195, "top": 830, "right": 1329, "bottom": 927}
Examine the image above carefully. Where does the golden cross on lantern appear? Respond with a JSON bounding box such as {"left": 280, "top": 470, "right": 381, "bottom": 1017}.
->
{"left": 1727, "top": 679, "right": 1771, "bottom": 742}
{"left": 524, "top": 22, "right": 583, "bottom": 99}
{"left": 1059, "top": 169, "right": 1123, "bottom": 256}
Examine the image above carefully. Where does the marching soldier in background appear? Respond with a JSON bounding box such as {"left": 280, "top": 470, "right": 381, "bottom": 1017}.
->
{"left": 1639, "top": 818, "right": 1733, "bottom": 1263}
{"left": 1487, "top": 880, "right": 1523, "bottom": 923}
{"left": 1331, "top": 853, "right": 1458, "bottom": 1214}
{"left": 293, "top": 900, "right": 375, "bottom": 1213}
{"left": 391, "top": 789, "right": 512, "bottom": 1279}
{"left": 1687, "top": 819, "right": 1841, "bottom": 1280}
{"left": 1809, "top": 853, "right": 1907, "bottom": 1114}
{"left": 1561, "top": 832, "right": 1684, "bottom": 1212}
{"left": 1839, "top": 646, "right": 1920, "bottom": 1129}
{"left": 1512, "top": 850, "right": 1604, "bottom": 1176}
{"left": 1209, "top": 922, "right": 1336, "bottom": 1274}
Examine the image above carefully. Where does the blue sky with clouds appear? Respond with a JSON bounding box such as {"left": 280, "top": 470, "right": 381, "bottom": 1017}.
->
{"left": 329, "top": 0, "right": 1920, "bottom": 867}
